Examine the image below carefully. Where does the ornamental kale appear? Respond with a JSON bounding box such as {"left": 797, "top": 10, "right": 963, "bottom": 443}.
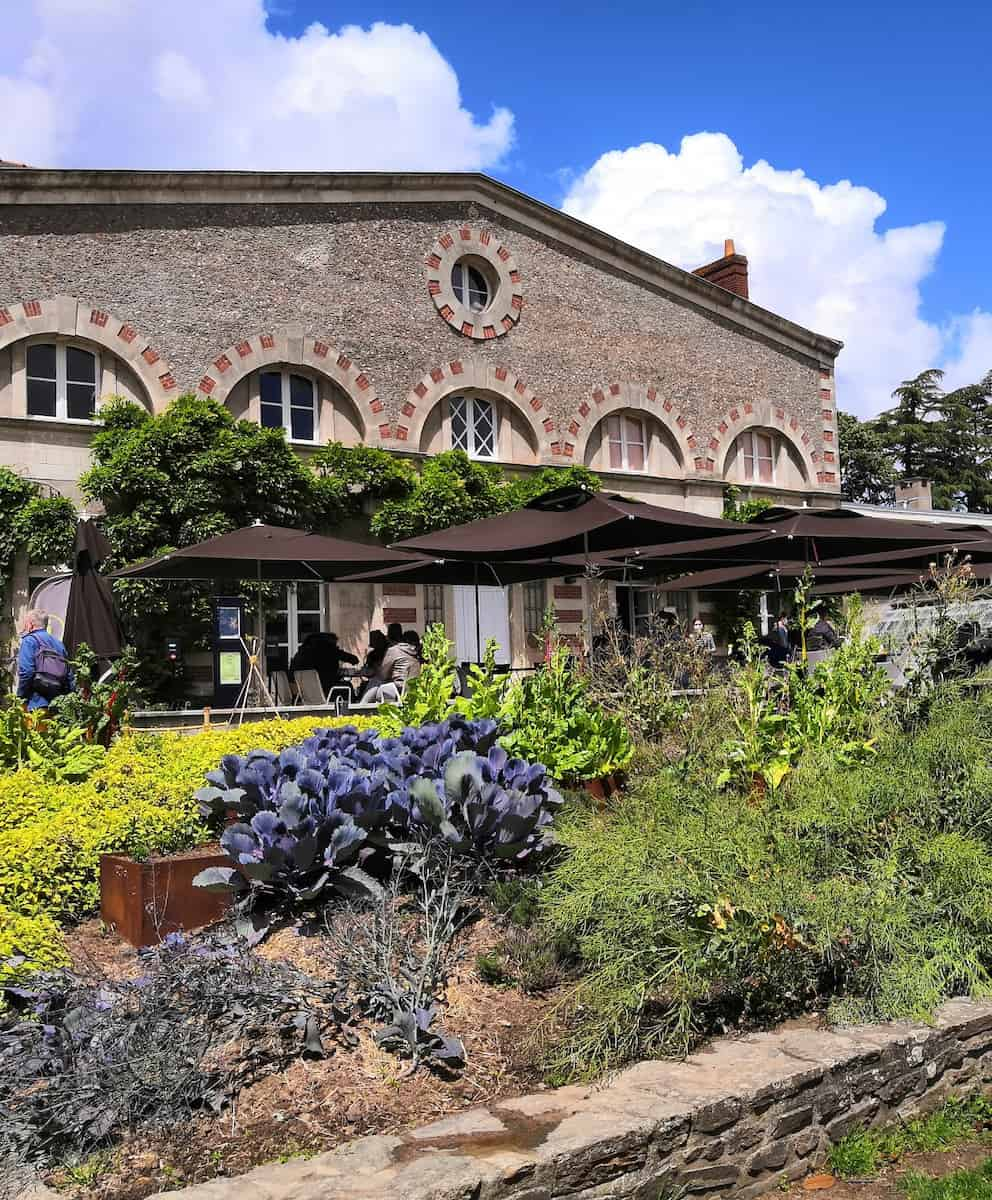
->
{"left": 194, "top": 717, "right": 562, "bottom": 930}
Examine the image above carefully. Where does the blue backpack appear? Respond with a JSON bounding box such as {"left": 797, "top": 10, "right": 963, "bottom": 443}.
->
{"left": 30, "top": 635, "right": 70, "bottom": 701}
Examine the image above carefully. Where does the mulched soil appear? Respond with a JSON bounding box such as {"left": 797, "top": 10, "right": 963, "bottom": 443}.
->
{"left": 47, "top": 911, "right": 561, "bottom": 1199}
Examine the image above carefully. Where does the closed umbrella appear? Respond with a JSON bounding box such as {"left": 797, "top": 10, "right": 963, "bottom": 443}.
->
{"left": 64, "top": 519, "right": 124, "bottom": 669}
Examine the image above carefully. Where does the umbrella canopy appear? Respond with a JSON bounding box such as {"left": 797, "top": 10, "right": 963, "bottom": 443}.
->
{"left": 592, "top": 507, "right": 983, "bottom": 570}
{"left": 811, "top": 561, "right": 992, "bottom": 596}
{"left": 64, "top": 519, "right": 125, "bottom": 665}
{"left": 390, "top": 487, "right": 747, "bottom": 562}
{"left": 661, "top": 560, "right": 922, "bottom": 594}
{"left": 111, "top": 523, "right": 424, "bottom": 582}
{"left": 338, "top": 557, "right": 570, "bottom": 587}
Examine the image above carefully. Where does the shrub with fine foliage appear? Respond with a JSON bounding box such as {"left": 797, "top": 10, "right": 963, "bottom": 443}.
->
{"left": 542, "top": 689, "right": 992, "bottom": 1078}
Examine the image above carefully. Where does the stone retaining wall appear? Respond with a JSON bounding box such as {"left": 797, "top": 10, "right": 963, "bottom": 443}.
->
{"left": 160, "top": 998, "right": 992, "bottom": 1200}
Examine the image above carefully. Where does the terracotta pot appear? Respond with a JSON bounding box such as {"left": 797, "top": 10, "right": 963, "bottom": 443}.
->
{"left": 100, "top": 845, "right": 232, "bottom": 949}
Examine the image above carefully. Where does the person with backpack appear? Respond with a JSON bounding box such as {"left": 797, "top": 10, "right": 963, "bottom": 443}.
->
{"left": 16, "top": 610, "right": 74, "bottom": 710}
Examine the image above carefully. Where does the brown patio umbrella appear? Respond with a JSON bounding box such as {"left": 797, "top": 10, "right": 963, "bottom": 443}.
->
{"left": 64, "top": 519, "right": 125, "bottom": 668}
{"left": 589, "top": 507, "right": 985, "bottom": 571}
{"left": 660, "top": 560, "right": 921, "bottom": 593}
{"left": 811, "top": 560, "right": 992, "bottom": 596}
{"left": 390, "top": 486, "right": 750, "bottom": 562}
{"left": 110, "top": 523, "right": 424, "bottom": 583}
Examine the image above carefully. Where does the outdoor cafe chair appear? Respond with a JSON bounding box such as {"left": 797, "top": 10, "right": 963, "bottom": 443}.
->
{"left": 269, "top": 670, "right": 299, "bottom": 706}
{"left": 293, "top": 669, "right": 330, "bottom": 707}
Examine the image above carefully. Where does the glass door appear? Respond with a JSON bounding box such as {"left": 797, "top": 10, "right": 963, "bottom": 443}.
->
{"left": 264, "top": 582, "right": 325, "bottom": 677}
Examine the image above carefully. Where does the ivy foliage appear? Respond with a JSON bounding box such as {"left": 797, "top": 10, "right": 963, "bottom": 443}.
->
{"left": 81, "top": 395, "right": 348, "bottom": 563}
{"left": 0, "top": 469, "right": 78, "bottom": 605}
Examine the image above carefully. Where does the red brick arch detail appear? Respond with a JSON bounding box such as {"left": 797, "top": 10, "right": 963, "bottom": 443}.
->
{"left": 392, "top": 360, "right": 550, "bottom": 457}
{"left": 194, "top": 331, "right": 378, "bottom": 436}
{"left": 555, "top": 382, "right": 691, "bottom": 469}
{"left": 0, "top": 295, "right": 175, "bottom": 410}
{"left": 704, "top": 402, "right": 819, "bottom": 483}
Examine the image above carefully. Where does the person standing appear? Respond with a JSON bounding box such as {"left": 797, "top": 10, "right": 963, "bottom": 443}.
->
{"left": 16, "top": 610, "right": 74, "bottom": 710}
{"left": 767, "top": 613, "right": 792, "bottom": 667}
{"left": 691, "top": 617, "right": 716, "bottom": 654}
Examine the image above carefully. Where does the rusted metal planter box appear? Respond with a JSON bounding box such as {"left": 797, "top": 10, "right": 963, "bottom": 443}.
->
{"left": 582, "top": 772, "right": 625, "bottom": 804}
{"left": 100, "top": 846, "right": 231, "bottom": 949}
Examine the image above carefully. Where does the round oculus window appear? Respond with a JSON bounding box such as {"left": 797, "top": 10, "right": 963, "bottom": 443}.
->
{"left": 425, "top": 227, "right": 522, "bottom": 339}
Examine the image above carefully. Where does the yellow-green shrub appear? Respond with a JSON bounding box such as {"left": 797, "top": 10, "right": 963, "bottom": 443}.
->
{"left": 0, "top": 716, "right": 378, "bottom": 927}
{"left": 0, "top": 906, "right": 70, "bottom": 985}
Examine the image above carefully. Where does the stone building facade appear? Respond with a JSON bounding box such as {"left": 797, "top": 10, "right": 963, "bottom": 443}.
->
{"left": 0, "top": 168, "right": 842, "bottom": 672}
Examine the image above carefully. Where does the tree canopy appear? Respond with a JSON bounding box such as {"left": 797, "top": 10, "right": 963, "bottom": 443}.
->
{"left": 845, "top": 367, "right": 992, "bottom": 510}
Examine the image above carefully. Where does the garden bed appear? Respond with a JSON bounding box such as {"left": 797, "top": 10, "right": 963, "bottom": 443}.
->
{"left": 44, "top": 913, "right": 560, "bottom": 1199}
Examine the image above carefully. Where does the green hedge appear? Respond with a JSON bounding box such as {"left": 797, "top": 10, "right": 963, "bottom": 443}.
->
{"left": 0, "top": 716, "right": 377, "bottom": 978}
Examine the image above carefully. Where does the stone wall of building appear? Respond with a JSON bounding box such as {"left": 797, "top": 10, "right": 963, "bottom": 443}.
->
{"left": 0, "top": 198, "right": 838, "bottom": 492}
{"left": 155, "top": 998, "right": 992, "bottom": 1200}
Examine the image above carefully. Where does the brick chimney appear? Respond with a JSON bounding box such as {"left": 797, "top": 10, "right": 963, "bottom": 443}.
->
{"left": 692, "top": 238, "right": 749, "bottom": 299}
{"left": 895, "top": 478, "right": 933, "bottom": 510}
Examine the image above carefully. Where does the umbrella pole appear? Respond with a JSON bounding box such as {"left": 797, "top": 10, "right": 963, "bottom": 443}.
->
{"left": 474, "top": 561, "right": 481, "bottom": 664}
{"left": 583, "top": 530, "right": 594, "bottom": 672}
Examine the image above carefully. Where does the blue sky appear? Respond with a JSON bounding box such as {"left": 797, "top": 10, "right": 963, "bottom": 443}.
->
{"left": 272, "top": 0, "right": 989, "bottom": 324}
{"left": 2, "top": 0, "right": 990, "bottom": 415}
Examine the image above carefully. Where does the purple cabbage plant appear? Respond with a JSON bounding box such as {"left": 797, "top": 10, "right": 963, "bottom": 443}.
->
{"left": 193, "top": 716, "right": 563, "bottom": 935}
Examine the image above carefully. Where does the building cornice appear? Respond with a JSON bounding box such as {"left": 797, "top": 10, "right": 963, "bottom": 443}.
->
{"left": 0, "top": 169, "right": 843, "bottom": 366}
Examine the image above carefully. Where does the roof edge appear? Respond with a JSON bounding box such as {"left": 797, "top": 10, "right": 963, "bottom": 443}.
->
{"left": 0, "top": 168, "right": 844, "bottom": 364}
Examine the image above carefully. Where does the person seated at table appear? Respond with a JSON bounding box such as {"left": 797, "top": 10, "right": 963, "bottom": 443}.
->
{"left": 403, "top": 629, "right": 422, "bottom": 661}
{"left": 360, "top": 626, "right": 422, "bottom": 702}
{"left": 290, "top": 631, "right": 358, "bottom": 694}
{"left": 360, "top": 629, "right": 388, "bottom": 680}
{"left": 807, "top": 613, "right": 841, "bottom": 651}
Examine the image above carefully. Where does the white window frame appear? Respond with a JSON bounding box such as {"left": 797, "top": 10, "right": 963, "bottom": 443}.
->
{"left": 451, "top": 260, "right": 491, "bottom": 312}
{"left": 605, "top": 413, "right": 647, "bottom": 472}
{"left": 449, "top": 394, "right": 498, "bottom": 460}
{"left": 263, "top": 581, "right": 327, "bottom": 673}
{"left": 740, "top": 430, "right": 776, "bottom": 484}
{"left": 25, "top": 340, "right": 100, "bottom": 422}
{"left": 258, "top": 369, "right": 319, "bottom": 444}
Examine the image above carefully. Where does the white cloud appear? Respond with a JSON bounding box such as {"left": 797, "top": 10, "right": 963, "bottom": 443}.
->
{"left": 563, "top": 133, "right": 990, "bottom": 418}
{"left": 0, "top": 0, "right": 513, "bottom": 171}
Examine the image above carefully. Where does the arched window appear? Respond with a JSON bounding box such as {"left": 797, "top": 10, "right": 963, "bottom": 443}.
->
{"left": 449, "top": 394, "right": 497, "bottom": 459}
{"left": 259, "top": 370, "right": 318, "bottom": 443}
{"left": 739, "top": 430, "right": 775, "bottom": 483}
{"left": 26, "top": 343, "right": 98, "bottom": 420}
{"left": 605, "top": 414, "right": 646, "bottom": 471}
{"left": 584, "top": 409, "right": 682, "bottom": 478}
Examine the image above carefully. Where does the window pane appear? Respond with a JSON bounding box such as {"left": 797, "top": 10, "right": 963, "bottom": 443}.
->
{"left": 67, "top": 382, "right": 95, "bottom": 420}
{"left": 756, "top": 433, "right": 773, "bottom": 458}
{"left": 66, "top": 346, "right": 96, "bottom": 384}
{"left": 424, "top": 583, "right": 444, "bottom": 627}
{"left": 450, "top": 396, "right": 468, "bottom": 451}
{"left": 296, "top": 582, "right": 320, "bottom": 611}
{"left": 260, "top": 372, "right": 282, "bottom": 407}
{"left": 261, "top": 402, "right": 283, "bottom": 429}
{"left": 26, "top": 344, "right": 56, "bottom": 380}
{"left": 758, "top": 456, "right": 774, "bottom": 483}
{"left": 290, "top": 375, "right": 313, "bottom": 408}
{"left": 27, "top": 378, "right": 57, "bottom": 417}
{"left": 297, "top": 612, "right": 321, "bottom": 640}
{"left": 466, "top": 266, "right": 489, "bottom": 311}
{"left": 623, "top": 416, "right": 644, "bottom": 447}
{"left": 451, "top": 263, "right": 465, "bottom": 303}
{"left": 627, "top": 442, "right": 645, "bottom": 471}
{"left": 606, "top": 416, "right": 622, "bottom": 442}
{"left": 523, "top": 580, "right": 545, "bottom": 635}
{"left": 472, "top": 397, "right": 495, "bottom": 457}
{"left": 290, "top": 406, "right": 314, "bottom": 442}
{"left": 608, "top": 440, "right": 623, "bottom": 469}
